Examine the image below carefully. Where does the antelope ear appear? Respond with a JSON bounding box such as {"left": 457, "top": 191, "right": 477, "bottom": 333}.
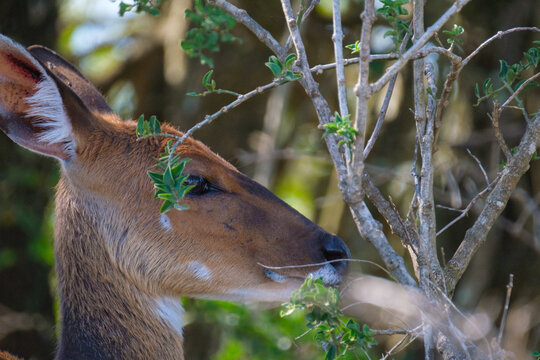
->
{"left": 0, "top": 34, "right": 75, "bottom": 160}
{"left": 28, "top": 45, "right": 113, "bottom": 115}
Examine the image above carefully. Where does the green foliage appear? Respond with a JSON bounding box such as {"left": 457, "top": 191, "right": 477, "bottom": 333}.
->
{"left": 282, "top": 276, "right": 377, "bottom": 360}
{"left": 474, "top": 41, "right": 540, "bottom": 108}
{"left": 376, "top": 0, "right": 411, "bottom": 51}
{"left": 118, "top": 0, "right": 166, "bottom": 16}
{"left": 345, "top": 40, "right": 360, "bottom": 54}
{"left": 442, "top": 24, "right": 464, "bottom": 52}
{"left": 265, "top": 54, "right": 303, "bottom": 83}
{"left": 149, "top": 141, "right": 193, "bottom": 213}
{"left": 136, "top": 115, "right": 193, "bottom": 213}
{"left": 187, "top": 70, "right": 240, "bottom": 97}
{"left": 181, "top": 0, "right": 241, "bottom": 68}
{"left": 534, "top": 350, "right": 540, "bottom": 360}
{"left": 322, "top": 112, "right": 358, "bottom": 159}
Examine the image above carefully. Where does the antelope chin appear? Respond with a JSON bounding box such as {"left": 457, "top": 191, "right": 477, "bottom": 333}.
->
{"left": 264, "top": 264, "right": 343, "bottom": 287}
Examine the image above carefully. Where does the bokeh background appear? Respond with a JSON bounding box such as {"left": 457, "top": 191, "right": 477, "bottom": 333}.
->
{"left": 0, "top": 0, "right": 538, "bottom": 358}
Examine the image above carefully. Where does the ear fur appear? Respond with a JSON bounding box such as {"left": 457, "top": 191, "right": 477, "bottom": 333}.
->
{"left": 0, "top": 34, "right": 73, "bottom": 160}
{"left": 28, "top": 45, "right": 113, "bottom": 115}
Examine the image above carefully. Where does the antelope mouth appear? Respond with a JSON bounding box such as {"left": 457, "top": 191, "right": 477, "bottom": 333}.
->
{"left": 263, "top": 264, "right": 343, "bottom": 286}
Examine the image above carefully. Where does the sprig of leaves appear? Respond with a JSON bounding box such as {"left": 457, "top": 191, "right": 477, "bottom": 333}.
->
{"left": 265, "top": 54, "right": 303, "bottom": 83}
{"left": 136, "top": 115, "right": 193, "bottom": 213}
{"left": 181, "top": 0, "right": 241, "bottom": 68}
{"left": 474, "top": 41, "right": 540, "bottom": 107}
{"left": 282, "top": 276, "right": 377, "bottom": 360}
{"left": 442, "top": 24, "right": 464, "bottom": 53}
{"left": 118, "top": 0, "right": 166, "bottom": 16}
{"left": 376, "top": 0, "right": 411, "bottom": 51}
{"left": 187, "top": 70, "right": 240, "bottom": 97}
{"left": 323, "top": 112, "right": 358, "bottom": 159}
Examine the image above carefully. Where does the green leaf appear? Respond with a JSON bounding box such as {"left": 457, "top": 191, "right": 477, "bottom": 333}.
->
{"left": 163, "top": 166, "right": 175, "bottom": 187}
{"left": 498, "top": 60, "right": 508, "bottom": 79}
{"left": 265, "top": 56, "right": 283, "bottom": 77}
{"left": 160, "top": 200, "right": 175, "bottom": 213}
{"left": 136, "top": 114, "right": 145, "bottom": 136}
{"left": 285, "top": 53, "right": 297, "bottom": 69}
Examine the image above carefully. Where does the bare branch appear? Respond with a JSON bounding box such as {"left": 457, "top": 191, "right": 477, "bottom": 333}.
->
{"left": 445, "top": 111, "right": 540, "bottom": 291}
{"left": 497, "top": 273, "right": 514, "bottom": 345}
{"left": 351, "top": 0, "right": 376, "bottom": 202}
{"left": 462, "top": 27, "right": 540, "bottom": 67}
{"left": 466, "top": 149, "right": 489, "bottom": 186}
{"left": 499, "top": 72, "right": 540, "bottom": 112}
{"left": 332, "top": 0, "right": 349, "bottom": 118}
{"left": 371, "top": 0, "right": 472, "bottom": 94}
{"left": 436, "top": 175, "right": 500, "bottom": 236}
{"left": 207, "top": 0, "right": 286, "bottom": 59}
{"left": 488, "top": 105, "right": 512, "bottom": 160}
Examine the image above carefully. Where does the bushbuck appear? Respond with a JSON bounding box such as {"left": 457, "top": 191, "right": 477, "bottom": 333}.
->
{"left": 0, "top": 34, "right": 350, "bottom": 359}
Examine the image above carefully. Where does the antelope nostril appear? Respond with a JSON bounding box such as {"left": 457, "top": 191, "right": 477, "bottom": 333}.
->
{"left": 321, "top": 235, "right": 350, "bottom": 274}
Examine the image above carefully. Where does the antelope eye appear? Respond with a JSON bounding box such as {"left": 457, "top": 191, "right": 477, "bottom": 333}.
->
{"left": 184, "top": 175, "right": 211, "bottom": 196}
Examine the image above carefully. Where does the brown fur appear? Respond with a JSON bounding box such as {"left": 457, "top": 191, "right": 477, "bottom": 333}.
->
{"left": 0, "top": 34, "right": 349, "bottom": 359}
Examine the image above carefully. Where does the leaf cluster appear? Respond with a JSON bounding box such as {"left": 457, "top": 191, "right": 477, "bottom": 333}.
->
{"left": 181, "top": 0, "right": 241, "bottom": 68}
{"left": 323, "top": 112, "right": 358, "bottom": 159}
{"left": 265, "top": 54, "right": 303, "bottom": 83}
{"left": 282, "top": 276, "right": 377, "bottom": 360}
{"left": 136, "top": 115, "right": 193, "bottom": 213}
{"left": 376, "top": 0, "right": 411, "bottom": 51}
{"left": 442, "top": 24, "right": 464, "bottom": 53}
{"left": 118, "top": 0, "right": 165, "bottom": 16}
{"left": 475, "top": 41, "right": 540, "bottom": 108}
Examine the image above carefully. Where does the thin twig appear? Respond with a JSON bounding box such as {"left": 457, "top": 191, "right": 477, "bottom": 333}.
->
{"left": 462, "top": 27, "right": 540, "bottom": 66}
{"left": 436, "top": 175, "right": 500, "bottom": 236}
{"left": 488, "top": 105, "right": 512, "bottom": 160}
{"left": 332, "top": 0, "right": 349, "bottom": 119}
{"left": 363, "top": 33, "right": 411, "bottom": 160}
{"left": 371, "top": 0, "right": 472, "bottom": 94}
{"left": 497, "top": 273, "right": 514, "bottom": 345}
{"left": 466, "top": 149, "right": 489, "bottom": 186}
{"left": 207, "top": 0, "right": 286, "bottom": 59}
{"left": 499, "top": 72, "right": 540, "bottom": 113}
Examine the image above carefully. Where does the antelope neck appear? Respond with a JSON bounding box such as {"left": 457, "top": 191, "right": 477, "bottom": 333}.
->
{"left": 54, "top": 181, "right": 184, "bottom": 360}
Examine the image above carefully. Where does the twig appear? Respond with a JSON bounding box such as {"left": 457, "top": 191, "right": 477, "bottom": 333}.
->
{"left": 371, "top": 0, "right": 472, "bottom": 94}
{"left": 488, "top": 105, "right": 512, "bottom": 160}
{"left": 309, "top": 54, "right": 399, "bottom": 75}
{"left": 446, "top": 111, "right": 540, "bottom": 292}
{"left": 466, "top": 149, "right": 489, "bottom": 186}
{"left": 332, "top": 0, "right": 349, "bottom": 119}
{"left": 462, "top": 27, "right": 540, "bottom": 66}
{"left": 351, "top": 0, "right": 376, "bottom": 199}
{"left": 363, "top": 33, "right": 411, "bottom": 160}
{"left": 436, "top": 175, "right": 500, "bottom": 236}
{"left": 497, "top": 273, "right": 514, "bottom": 345}
{"left": 284, "top": 0, "right": 319, "bottom": 51}
{"left": 499, "top": 72, "right": 540, "bottom": 113}
{"left": 207, "top": 0, "right": 286, "bottom": 59}
{"left": 388, "top": 196, "right": 418, "bottom": 258}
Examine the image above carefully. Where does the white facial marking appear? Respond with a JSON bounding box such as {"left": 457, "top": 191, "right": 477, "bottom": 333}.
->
{"left": 310, "top": 264, "right": 341, "bottom": 286}
{"left": 154, "top": 297, "right": 184, "bottom": 338}
{"left": 264, "top": 268, "right": 287, "bottom": 283}
{"left": 160, "top": 213, "right": 172, "bottom": 231}
{"left": 187, "top": 261, "right": 212, "bottom": 280}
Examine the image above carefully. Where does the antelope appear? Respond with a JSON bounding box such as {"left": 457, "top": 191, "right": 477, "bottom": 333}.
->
{"left": 0, "top": 34, "right": 350, "bottom": 359}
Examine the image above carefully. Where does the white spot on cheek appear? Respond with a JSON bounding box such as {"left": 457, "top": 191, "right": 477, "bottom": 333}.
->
{"left": 154, "top": 297, "right": 184, "bottom": 338}
{"left": 160, "top": 214, "right": 172, "bottom": 231}
{"left": 188, "top": 261, "right": 212, "bottom": 280}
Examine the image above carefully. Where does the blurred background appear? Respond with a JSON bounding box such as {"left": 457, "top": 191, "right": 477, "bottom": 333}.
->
{"left": 0, "top": 0, "right": 538, "bottom": 358}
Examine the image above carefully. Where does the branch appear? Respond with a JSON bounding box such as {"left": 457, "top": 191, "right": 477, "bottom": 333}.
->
{"left": 332, "top": 0, "right": 349, "bottom": 118}
{"left": 279, "top": 0, "right": 349, "bottom": 196}
{"left": 349, "top": 201, "right": 418, "bottom": 287}
{"left": 309, "top": 53, "right": 399, "bottom": 75}
{"left": 207, "top": 0, "right": 286, "bottom": 59}
{"left": 462, "top": 27, "right": 540, "bottom": 67}
{"left": 445, "top": 111, "right": 540, "bottom": 291}
{"left": 497, "top": 273, "right": 514, "bottom": 344}
{"left": 499, "top": 72, "right": 540, "bottom": 112}
{"left": 351, "top": 0, "right": 376, "bottom": 201}
{"left": 371, "top": 0, "right": 472, "bottom": 94}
